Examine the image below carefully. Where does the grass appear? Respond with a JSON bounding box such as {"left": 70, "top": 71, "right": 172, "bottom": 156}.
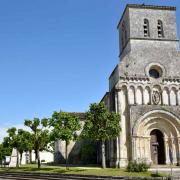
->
{"left": 0, "top": 164, "right": 166, "bottom": 177}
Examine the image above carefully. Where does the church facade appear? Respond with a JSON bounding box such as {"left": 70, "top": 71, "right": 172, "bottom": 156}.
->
{"left": 101, "top": 4, "right": 180, "bottom": 167}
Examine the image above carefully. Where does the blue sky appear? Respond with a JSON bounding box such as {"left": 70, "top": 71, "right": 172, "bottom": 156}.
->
{"left": 0, "top": 0, "right": 180, "bottom": 140}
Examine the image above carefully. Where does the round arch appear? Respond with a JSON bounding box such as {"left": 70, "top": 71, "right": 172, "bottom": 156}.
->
{"left": 131, "top": 110, "right": 180, "bottom": 165}
{"left": 132, "top": 110, "right": 180, "bottom": 137}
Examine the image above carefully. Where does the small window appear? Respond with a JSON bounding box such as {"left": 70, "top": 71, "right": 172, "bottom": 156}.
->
{"left": 144, "top": 19, "right": 150, "bottom": 37}
{"left": 149, "top": 69, "right": 160, "bottom": 78}
{"left": 149, "top": 65, "right": 163, "bottom": 79}
{"left": 157, "top": 20, "right": 164, "bottom": 38}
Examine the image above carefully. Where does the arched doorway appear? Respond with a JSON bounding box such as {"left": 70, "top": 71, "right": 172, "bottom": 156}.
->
{"left": 150, "top": 129, "right": 165, "bottom": 164}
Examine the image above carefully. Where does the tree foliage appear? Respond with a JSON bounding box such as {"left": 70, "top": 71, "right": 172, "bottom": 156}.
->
{"left": 82, "top": 102, "right": 121, "bottom": 141}
{"left": 24, "top": 118, "right": 50, "bottom": 169}
{"left": 82, "top": 102, "right": 121, "bottom": 168}
{"left": 0, "top": 143, "right": 12, "bottom": 161}
{"left": 3, "top": 128, "right": 31, "bottom": 167}
{"left": 50, "top": 111, "right": 81, "bottom": 169}
{"left": 79, "top": 143, "right": 97, "bottom": 164}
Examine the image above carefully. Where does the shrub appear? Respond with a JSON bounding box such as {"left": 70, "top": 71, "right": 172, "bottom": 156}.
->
{"left": 126, "top": 161, "right": 150, "bottom": 172}
{"left": 31, "top": 161, "right": 37, "bottom": 164}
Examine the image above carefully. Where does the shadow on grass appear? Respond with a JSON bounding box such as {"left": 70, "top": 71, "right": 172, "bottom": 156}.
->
{"left": 151, "top": 173, "right": 164, "bottom": 177}
{"left": 0, "top": 167, "right": 86, "bottom": 174}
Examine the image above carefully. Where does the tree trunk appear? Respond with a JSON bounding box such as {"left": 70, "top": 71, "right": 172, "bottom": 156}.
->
{"left": 37, "top": 149, "right": 41, "bottom": 169}
{"left": 101, "top": 140, "right": 106, "bottom": 168}
{"left": 16, "top": 149, "right": 19, "bottom": 168}
{"left": 29, "top": 150, "right": 32, "bottom": 164}
{"left": 35, "top": 150, "right": 37, "bottom": 161}
{"left": 20, "top": 153, "right": 23, "bottom": 166}
{"left": 65, "top": 141, "right": 69, "bottom": 170}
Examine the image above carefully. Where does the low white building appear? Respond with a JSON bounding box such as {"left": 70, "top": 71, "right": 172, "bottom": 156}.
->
{"left": 8, "top": 148, "right": 54, "bottom": 167}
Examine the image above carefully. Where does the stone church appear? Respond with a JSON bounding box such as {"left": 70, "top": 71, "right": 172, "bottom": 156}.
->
{"left": 54, "top": 4, "right": 180, "bottom": 168}
{"left": 101, "top": 4, "right": 180, "bottom": 167}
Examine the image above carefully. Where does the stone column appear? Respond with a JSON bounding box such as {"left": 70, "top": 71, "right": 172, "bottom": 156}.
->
{"left": 131, "top": 136, "right": 137, "bottom": 161}
{"left": 171, "top": 137, "right": 177, "bottom": 165}
{"left": 164, "top": 138, "right": 170, "bottom": 165}
{"left": 178, "top": 137, "right": 180, "bottom": 165}
{"left": 137, "top": 137, "right": 141, "bottom": 161}
{"left": 142, "top": 89, "right": 145, "bottom": 105}
{"left": 146, "top": 137, "right": 151, "bottom": 164}
{"left": 168, "top": 91, "right": 170, "bottom": 106}
{"left": 117, "top": 88, "right": 128, "bottom": 167}
{"left": 176, "top": 90, "right": 179, "bottom": 106}
{"left": 161, "top": 90, "right": 164, "bottom": 105}
{"left": 110, "top": 89, "right": 120, "bottom": 167}
{"left": 127, "top": 87, "right": 131, "bottom": 105}
{"left": 115, "top": 91, "right": 118, "bottom": 113}
{"left": 141, "top": 137, "right": 147, "bottom": 162}
{"left": 149, "top": 89, "right": 152, "bottom": 105}
{"left": 134, "top": 87, "right": 137, "bottom": 105}
{"left": 116, "top": 137, "right": 120, "bottom": 167}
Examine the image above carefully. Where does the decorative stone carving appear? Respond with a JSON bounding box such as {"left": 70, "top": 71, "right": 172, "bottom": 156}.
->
{"left": 152, "top": 91, "right": 161, "bottom": 105}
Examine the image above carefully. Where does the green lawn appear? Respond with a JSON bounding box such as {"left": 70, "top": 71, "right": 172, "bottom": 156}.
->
{"left": 0, "top": 164, "right": 166, "bottom": 177}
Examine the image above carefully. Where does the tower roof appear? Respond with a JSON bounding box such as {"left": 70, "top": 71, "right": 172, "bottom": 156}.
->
{"left": 126, "top": 4, "right": 176, "bottom": 10}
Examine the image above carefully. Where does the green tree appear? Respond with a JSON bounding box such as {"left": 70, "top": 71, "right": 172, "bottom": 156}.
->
{"left": 24, "top": 118, "right": 50, "bottom": 169}
{"left": 0, "top": 143, "right": 12, "bottom": 161}
{"left": 4, "top": 128, "right": 29, "bottom": 167}
{"left": 82, "top": 102, "right": 121, "bottom": 168}
{"left": 21, "top": 130, "right": 34, "bottom": 164}
{"left": 5, "top": 128, "right": 20, "bottom": 167}
{"left": 17, "top": 129, "right": 33, "bottom": 165}
{"left": 49, "top": 111, "right": 81, "bottom": 169}
{"left": 79, "top": 143, "right": 97, "bottom": 164}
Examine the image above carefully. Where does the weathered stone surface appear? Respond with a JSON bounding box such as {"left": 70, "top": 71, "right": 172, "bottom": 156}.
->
{"left": 103, "top": 4, "right": 180, "bottom": 167}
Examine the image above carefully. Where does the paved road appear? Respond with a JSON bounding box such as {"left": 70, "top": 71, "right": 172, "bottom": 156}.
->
{"left": 150, "top": 168, "right": 180, "bottom": 178}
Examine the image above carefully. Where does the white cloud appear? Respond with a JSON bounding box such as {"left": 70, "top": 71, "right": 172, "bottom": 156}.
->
{"left": 0, "top": 127, "right": 8, "bottom": 143}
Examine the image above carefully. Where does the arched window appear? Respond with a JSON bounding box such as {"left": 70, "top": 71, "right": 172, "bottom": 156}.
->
{"left": 157, "top": 20, "right": 164, "bottom": 38}
{"left": 144, "top": 19, "right": 150, "bottom": 37}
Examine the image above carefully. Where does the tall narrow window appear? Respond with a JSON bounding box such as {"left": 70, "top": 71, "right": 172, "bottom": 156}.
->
{"left": 157, "top": 20, "right": 164, "bottom": 38}
{"left": 121, "top": 21, "right": 126, "bottom": 49}
{"left": 144, "top": 19, "right": 150, "bottom": 37}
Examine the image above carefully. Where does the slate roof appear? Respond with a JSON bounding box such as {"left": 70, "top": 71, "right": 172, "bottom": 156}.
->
{"left": 68, "top": 112, "right": 86, "bottom": 121}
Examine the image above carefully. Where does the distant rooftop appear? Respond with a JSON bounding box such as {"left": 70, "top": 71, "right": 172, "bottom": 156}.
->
{"left": 68, "top": 112, "right": 85, "bottom": 121}
{"left": 117, "top": 4, "right": 176, "bottom": 29}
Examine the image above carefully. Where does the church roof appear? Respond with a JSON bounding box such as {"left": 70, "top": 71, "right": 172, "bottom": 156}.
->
{"left": 68, "top": 112, "right": 85, "bottom": 121}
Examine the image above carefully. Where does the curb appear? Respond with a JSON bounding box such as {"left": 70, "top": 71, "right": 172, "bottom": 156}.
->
{"left": 0, "top": 172, "right": 169, "bottom": 180}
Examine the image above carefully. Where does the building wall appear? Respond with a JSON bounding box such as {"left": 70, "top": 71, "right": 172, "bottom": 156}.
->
{"left": 107, "top": 4, "right": 180, "bottom": 167}
{"left": 129, "top": 8, "right": 178, "bottom": 41}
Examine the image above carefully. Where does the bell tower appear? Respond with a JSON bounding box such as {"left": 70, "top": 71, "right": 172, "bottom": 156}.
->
{"left": 117, "top": 4, "right": 179, "bottom": 58}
